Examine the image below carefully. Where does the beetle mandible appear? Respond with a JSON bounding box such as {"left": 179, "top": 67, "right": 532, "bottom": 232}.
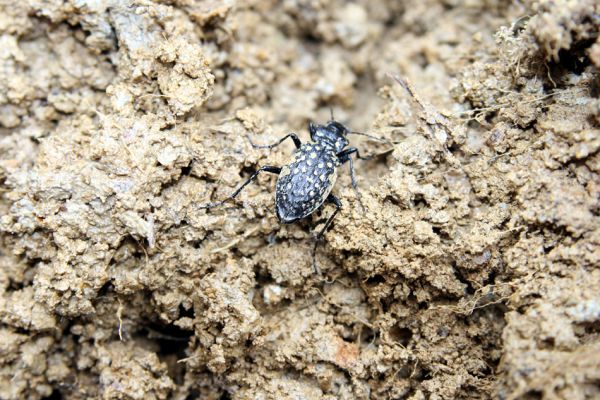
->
{"left": 200, "top": 119, "right": 384, "bottom": 273}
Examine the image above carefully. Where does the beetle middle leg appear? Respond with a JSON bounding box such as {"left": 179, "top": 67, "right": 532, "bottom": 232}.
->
{"left": 312, "top": 194, "right": 342, "bottom": 274}
{"left": 199, "top": 165, "right": 281, "bottom": 209}
{"left": 247, "top": 133, "right": 302, "bottom": 150}
{"left": 337, "top": 147, "right": 369, "bottom": 212}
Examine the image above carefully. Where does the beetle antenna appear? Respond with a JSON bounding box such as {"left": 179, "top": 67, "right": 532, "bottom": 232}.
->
{"left": 329, "top": 107, "right": 335, "bottom": 122}
{"left": 348, "top": 130, "right": 393, "bottom": 144}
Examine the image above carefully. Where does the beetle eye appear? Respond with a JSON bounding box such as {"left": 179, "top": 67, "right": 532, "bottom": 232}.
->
{"left": 333, "top": 122, "right": 348, "bottom": 136}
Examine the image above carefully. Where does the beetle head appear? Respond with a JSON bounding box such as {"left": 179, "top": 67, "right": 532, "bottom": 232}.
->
{"left": 309, "top": 121, "right": 349, "bottom": 152}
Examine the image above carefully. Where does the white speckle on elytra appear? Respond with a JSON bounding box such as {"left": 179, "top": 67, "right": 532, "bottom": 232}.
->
{"left": 302, "top": 166, "right": 307, "bottom": 173}
{"left": 310, "top": 152, "right": 317, "bottom": 159}
{"left": 286, "top": 183, "right": 292, "bottom": 190}
{"left": 310, "top": 190, "right": 315, "bottom": 196}
{"left": 320, "top": 174, "right": 327, "bottom": 181}
{"left": 307, "top": 160, "right": 313, "bottom": 166}
{"left": 327, "top": 162, "right": 333, "bottom": 168}
{"left": 318, "top": 162, "right": 324, "bottom": 168}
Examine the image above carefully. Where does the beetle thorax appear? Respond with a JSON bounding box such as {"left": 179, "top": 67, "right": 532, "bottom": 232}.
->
{"left": 310, "top": 121, "right": 350, "bottom": 153}
{"left": 313, "top": 129, "right": 348, "bottom": 152}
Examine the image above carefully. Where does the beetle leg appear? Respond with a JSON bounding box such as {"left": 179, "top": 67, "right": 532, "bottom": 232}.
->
{"left": 312, "top": 194, "right": 342, "bottom": 274}
{"left": 337, "top": 147, "right": 366, "bottom": 212}
{"left": 337, "top": 147, "right": 373, "bottom": 161}
{"left": 247, "top": 133, "right": 302, "bottom": 150}
{"left": 199, "top": 165, "right": 281, "bottom": 209}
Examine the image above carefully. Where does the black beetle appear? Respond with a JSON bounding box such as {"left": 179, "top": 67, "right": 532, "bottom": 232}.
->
{"left": 200, "top": 119, "right": 386, "bottom": 273}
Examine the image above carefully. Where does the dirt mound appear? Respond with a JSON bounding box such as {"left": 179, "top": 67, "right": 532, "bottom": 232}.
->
{"left": 1, "top": 1, "right": 599, "bottom": 399}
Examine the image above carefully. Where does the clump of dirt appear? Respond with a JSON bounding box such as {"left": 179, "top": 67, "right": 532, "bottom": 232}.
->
{"left": 0, "top": 0, "right": 598, "bottom": 399}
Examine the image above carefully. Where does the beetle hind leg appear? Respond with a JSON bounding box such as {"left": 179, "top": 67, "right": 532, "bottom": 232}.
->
{"left": 312, "top": 194, "right": 342, "bottom": 274}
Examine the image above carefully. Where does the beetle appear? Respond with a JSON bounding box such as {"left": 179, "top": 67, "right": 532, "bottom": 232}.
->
{"left": 200, "top": 119, "right": 385, "bottom": 273}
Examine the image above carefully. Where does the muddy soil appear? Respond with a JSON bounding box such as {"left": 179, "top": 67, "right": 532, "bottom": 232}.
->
{"left": 1, "top": 1, "right": 599, "bottom": 399}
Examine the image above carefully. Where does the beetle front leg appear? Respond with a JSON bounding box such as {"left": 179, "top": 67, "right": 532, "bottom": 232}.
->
{"left": 337, "top": 147, "right": 366, "bottom": 212}
{"left": 247, "top": 133, "right": 302, "bottom": 150}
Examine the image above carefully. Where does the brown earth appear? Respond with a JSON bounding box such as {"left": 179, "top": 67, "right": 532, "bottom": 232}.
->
{"left": 1, "top": 0, "right": 599, "bottom": 399}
